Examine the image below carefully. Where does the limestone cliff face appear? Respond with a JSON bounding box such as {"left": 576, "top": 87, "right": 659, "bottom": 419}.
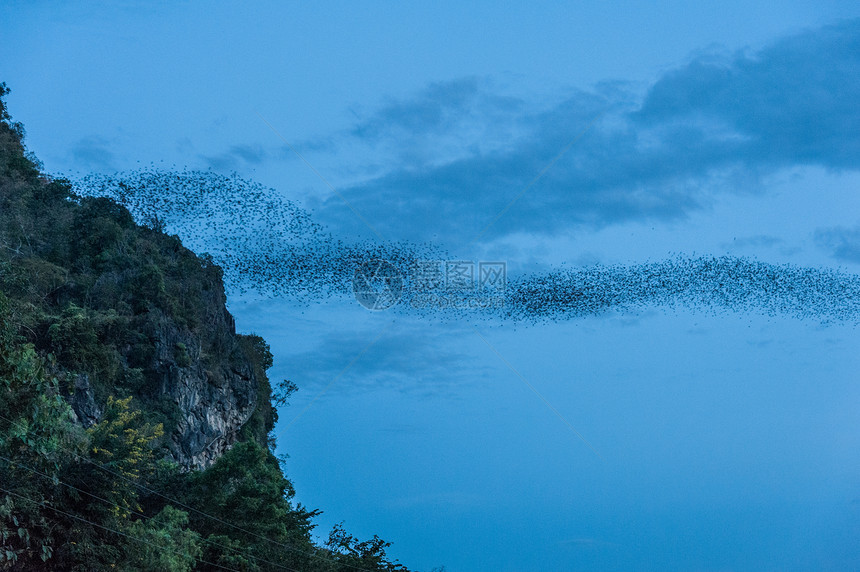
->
{"left": 151, "top": 307, "right": 259, "bottom": 470}
{"left": 65, "top": 267, "right": 267, "bottom": 471}
{"left": 66, "top": 374, "right": 102, "bottom": 427}
{"left": 65, "top": 299, "right": 263, "bottom": 470}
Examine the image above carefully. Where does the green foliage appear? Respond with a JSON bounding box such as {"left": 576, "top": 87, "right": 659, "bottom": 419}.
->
{"left": 87, "top": 396, "right": 164, "bottom": 505}
{"left": 124, "top": 506, "right": 202, "bottom": 572}
{"left": 0, "top": 94, "right": 239, "bottom": 440}
{"left": 326, "top": 523, "right": 410, "bottom": 572}
{"left": 185, "top": 440, "right": 321, "bottom": 570}
{"left": 174, "top": 342, "right": 191, "bottom": 368}
{"left": 0, "top": 84, "right": 35, "bottom": 182}
{"left": 237, "top": 334, "right": 278, "bottom": 445}
{"left": 272, "top": 379, "right": 298, "bottom": 408}
{"left": 47, "top": 304, "right": 97, "bottom": 367}
{"left": 239, "top": 334, "right": 274, "bottom": 372}
{"left": 0, "top": 83, "right": 9, "bottom": 122}
{"left": 0, "top": 290, "right": 84, "bottom": 568}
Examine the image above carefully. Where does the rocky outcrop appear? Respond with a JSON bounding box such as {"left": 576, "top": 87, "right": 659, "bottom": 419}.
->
{"left": 66, "top": 373, "right": 102, "bottom": 428}
{"left": 141, "top": 269, "right": 264, "bottom": 470}
{"left": 56, "top": 261, "right": 265, "bottom": 471}
{"left": 159, "top": 360, "right": 257, "bottom": 470}
{"left": 151, "top": 310, "right": 258, "bottom": 470}
{"left": 64, "top": 301, "right": 261, "bottom": 470}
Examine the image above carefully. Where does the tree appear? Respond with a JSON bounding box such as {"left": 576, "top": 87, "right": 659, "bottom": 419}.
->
{"left": 0, "top": 291, "right": 82, "bottom": 568}
{"left": 185, "top": 440, "right": 322, "bottom": 571}
{"left": 326, "top": 523, "right": 409, "bottom": 572}
{"left": 124, "top": 505, "right": 202, "bottom": 572}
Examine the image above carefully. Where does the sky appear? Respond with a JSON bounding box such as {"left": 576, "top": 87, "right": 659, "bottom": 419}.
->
{"left": 3, "top": 2, "right": 860, "bottom": 570}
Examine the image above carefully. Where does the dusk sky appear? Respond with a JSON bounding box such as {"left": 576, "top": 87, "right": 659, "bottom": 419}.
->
{"left": 4, "top": 2, "right": 860, "bottom": 570}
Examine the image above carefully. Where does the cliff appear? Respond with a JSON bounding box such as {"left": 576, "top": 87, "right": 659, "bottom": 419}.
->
{"left": 0, "top": 89, "right": 274, "bottom": 470}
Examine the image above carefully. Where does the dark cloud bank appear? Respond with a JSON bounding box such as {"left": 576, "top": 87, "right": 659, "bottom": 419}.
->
{"left": 312, "top": 19, "right": 860, "bottom": 243}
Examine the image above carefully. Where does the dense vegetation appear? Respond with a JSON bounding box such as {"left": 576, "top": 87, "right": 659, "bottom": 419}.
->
{"left": 0, "top": 83, "right": 414, "bottom": 571}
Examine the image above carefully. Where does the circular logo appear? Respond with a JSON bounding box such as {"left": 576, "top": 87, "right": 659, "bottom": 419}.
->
{"left": 353, "top": 259, "right": 403, "bottom": 310}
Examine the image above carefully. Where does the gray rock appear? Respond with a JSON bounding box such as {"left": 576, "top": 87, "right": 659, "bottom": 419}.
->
{"left": 67, "top": 373, "right": 102, "bottom": 428}
{"left": 65, "top": 273, "right": 265, "bottom": 471}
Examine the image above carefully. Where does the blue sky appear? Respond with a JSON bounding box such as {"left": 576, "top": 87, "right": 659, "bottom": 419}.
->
{"left": 3, "top": 2, "right": 860, "bottom": 570}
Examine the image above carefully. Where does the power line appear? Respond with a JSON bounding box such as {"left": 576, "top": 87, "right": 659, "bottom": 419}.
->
{"left": 0, "top": 412, "right": 394, "bottom": 572}
{"left": 0, "top": 484, "right": 240, "bottom": 572}
{"left": 0, "top": 452, "right": 299, "bottom": 572}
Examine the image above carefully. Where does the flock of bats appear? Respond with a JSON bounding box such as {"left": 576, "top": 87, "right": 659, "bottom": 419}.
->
{"left": 73, "top": 169, "right": 860, "bottom": 324}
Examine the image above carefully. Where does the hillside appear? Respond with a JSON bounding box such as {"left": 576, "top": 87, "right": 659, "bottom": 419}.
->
{"left": 0, "top": 83, "right": 414, "bottom": 571}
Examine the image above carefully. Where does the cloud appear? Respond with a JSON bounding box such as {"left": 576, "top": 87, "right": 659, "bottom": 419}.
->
{"left": 349, "top": 77, "right": 524, "bottom": 143}
{"left": 275, "top": 321, "right": 483, "bottom": 396}
{"left": 634, "top": 19, "right": 860, "bottom": 169}
{"left": 306, "top": 19, "right": 860, "bottom": 244}
{"left": 815, "top": 224, "right": 860, "bottom": 263}
{"left": 321, "top": 88, "right": 703, "bottom": 242}
{"left": 71, "top": 136, "right": 116, "bottom": 170}
{"left": 201, "top": 143, "right": 266, "bottom": 171}
{"left": 350, "top": 77, "right": 485, "bottom": 140}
